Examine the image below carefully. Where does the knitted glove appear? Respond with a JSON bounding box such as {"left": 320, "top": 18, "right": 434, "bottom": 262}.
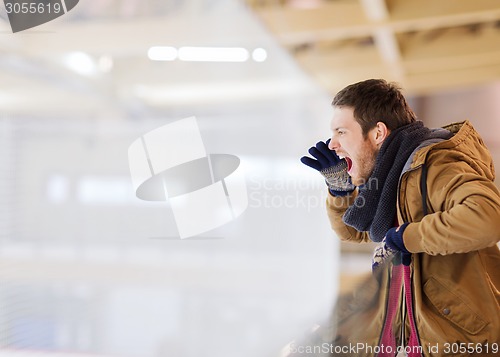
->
{"left": 300, "top": 139, "right": 355, "bottom": 196}
{"left": 372, "top": 238, "right": 398, "bottom": 272}
{"left": 385, "top": 223, "right": 411, "bottom": 265}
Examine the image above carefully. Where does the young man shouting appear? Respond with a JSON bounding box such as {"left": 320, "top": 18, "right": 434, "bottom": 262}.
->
{"left": 301, "top": 79, "right": 500, "bottom": 356}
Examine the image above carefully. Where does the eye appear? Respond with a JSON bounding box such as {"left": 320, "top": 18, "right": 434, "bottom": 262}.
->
{"left": 337, "top": 130, "right": 346, "bottom": 136}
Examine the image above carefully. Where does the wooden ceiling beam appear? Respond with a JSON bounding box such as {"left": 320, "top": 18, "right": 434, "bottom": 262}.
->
{"left": 253, "top": 1, "right": 372, "bottom": 45}
{"left": 251, "top": 0, "right": 500, "bottom": 46}
{"left": 389, "top": 0, "right": 500, "bottom": 32}
{"left": 296, "top": 25, "right": 500, "bottom": 94}
{"left": 360, "top": 0, "right": 404, "bottom": 80}
{"left": 314, "top": 63, "right": 500, "bottom": 96}
{"left": 248, "top": 0, "right": 500, "bottom": 94}
{"left": 401, "top": 26, "right": 500, "bottom": 58}
{"left": 403, "top": 63, "right": 500, "bottom": 95}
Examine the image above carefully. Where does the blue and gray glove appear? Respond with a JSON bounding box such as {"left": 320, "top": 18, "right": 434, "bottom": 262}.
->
{"left": 385, "top": 223, "right": 411, "bottom": 266}
{"left": 300, "top": 139, "right": 355, "bottom": 196}
{"left": 372, "top": 224, "right": 412, "bottom": 270}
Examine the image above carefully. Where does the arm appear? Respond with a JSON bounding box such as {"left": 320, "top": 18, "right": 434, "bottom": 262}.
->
{"left": 403, "top": 154, "right": 500, "bottom": 255}
{"left": 301, "top": 140, "right": 371, "bottom": 243}
{"left": 326, "top": 190, "right": 372, "bottom": 243}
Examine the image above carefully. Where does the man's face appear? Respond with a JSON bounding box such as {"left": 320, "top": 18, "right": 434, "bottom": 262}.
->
{"left": 328, "top": 106, "right": 380, "bottom": 187}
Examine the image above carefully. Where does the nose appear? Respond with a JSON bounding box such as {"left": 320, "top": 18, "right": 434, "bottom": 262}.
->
{"left": 328, "top": 136, "right": 339, "bottom": 151}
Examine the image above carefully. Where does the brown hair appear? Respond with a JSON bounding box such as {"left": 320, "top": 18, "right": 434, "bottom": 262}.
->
{"left": 332, "top": 79, "right": 417, "bottom": 136}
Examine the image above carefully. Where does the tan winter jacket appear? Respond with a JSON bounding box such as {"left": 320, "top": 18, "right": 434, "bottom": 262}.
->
{"left": 326, "top": 121, "right": 500, "bottom": 356}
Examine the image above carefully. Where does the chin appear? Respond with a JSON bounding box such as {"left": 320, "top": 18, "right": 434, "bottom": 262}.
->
{"left": 351, "top": 176, "right": 367, "bottom": 187}
{"left": 351, "top": 177, "right": 362, "bottom": 187}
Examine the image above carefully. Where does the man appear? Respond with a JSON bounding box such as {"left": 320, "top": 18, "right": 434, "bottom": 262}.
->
{"left": 301, "top": 79, "right": 500, "bottom": 356}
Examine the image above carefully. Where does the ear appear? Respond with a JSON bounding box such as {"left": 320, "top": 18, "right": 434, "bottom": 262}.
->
{"left": 371, "top": 122, "right": 390, "bottom": 146}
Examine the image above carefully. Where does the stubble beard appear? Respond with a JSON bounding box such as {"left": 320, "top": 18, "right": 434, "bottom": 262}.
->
{"left": 351, "top": 142, "right": 379, "bottom": 187}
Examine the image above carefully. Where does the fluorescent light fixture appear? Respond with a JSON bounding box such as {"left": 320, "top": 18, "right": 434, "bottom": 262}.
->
{"left": 63, "top": 51, "right": 96, "bottom": 76}
{"left": 148, "top": 46, "right": 177, "bottom": 61}
{"left": 252, "top": 48, "right": 267, "bottom": 62}
{"left": 76, "top": 176, "right": 137, "bottom": 204}
{"left": 178, "top": 47, "right": 249, "bottom": 62}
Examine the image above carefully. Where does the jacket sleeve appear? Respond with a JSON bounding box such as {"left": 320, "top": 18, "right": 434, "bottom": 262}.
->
{"left": 403, "top": 152, "right": 500, "bottom": 255}
{"left": 326, "top": 190, "right": 372, "bottom": 243}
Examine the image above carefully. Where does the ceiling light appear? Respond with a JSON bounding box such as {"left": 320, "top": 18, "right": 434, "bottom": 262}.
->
{"left": 252, "top": 48, "right": 267, "bottom": 62}
{"left": 148, "top": 46, "right": 177, "bottom": 61}
{"left": 178, "top": 47, "right": 249, "bottom": 62}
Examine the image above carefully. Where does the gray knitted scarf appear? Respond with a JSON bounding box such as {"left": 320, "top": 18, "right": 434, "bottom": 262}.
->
{"left": 342, "top": 121, "right": 438, "bottom": 242}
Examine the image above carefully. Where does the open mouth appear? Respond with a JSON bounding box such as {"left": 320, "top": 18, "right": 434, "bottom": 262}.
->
{"left": 345, "top": 157, "right": 353, "bottom": 173}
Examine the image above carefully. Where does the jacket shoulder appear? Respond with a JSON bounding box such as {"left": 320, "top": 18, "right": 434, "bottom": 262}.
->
{"left": 410, "top": 120, "right": 495, "bottom": 181}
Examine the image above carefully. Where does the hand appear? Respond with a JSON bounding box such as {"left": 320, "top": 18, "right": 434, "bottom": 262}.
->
{"left": 372, "top": 239, "right": 398, "bottom": 271}
{"left": 385, "top": 223, "right": 411, "bottom": 265}
{"left": 300, "top": 139, "right": 355, "bottom": 196}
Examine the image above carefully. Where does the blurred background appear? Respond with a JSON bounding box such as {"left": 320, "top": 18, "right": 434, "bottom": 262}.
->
{"left": 1, "top": 0, "right": 500, "bottom": 356}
